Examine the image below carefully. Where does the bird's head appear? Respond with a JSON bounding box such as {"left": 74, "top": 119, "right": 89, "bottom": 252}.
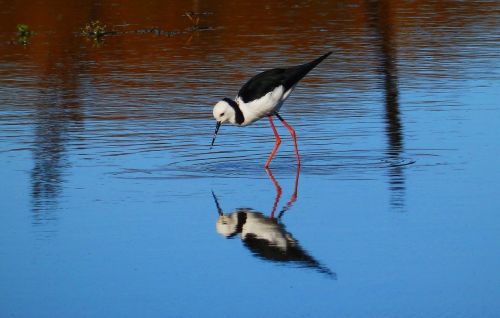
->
{"left": 213, "top": 98, "right": 236, "bottom": 124}
{"left": 211, "top": 98, "right": 237, "bottom": 147}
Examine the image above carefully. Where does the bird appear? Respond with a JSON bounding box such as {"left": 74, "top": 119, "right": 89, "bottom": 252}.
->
{"left": 211, "top": 51, "right": 332, "bottom": 168}
{"left": 211, "top": 191, "right": 336, "bottom": 278}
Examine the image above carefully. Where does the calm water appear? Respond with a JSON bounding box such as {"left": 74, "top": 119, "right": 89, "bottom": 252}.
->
{"left": 1, "top": 1, "right": 499, "bottom": 317}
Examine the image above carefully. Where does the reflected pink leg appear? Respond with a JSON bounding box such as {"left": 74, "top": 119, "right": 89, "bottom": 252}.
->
{"left": 282, "top": 165, "right": 300, "bottom": 214}
{"left": 265, "top": 168, "right": 282, "bottom": 218}
{"left": 265, "top": 116, "right": 281, "bottom": 168}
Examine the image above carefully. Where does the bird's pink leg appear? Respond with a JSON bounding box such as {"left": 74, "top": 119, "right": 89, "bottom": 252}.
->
{"left": 276, "top": 113, "right": 301, "bottom": 166}
{"left": 265, "top": 116, "right": 281, "bottom": 168}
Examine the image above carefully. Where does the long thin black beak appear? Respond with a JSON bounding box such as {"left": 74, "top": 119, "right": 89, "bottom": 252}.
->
{"left": 210, "top": 121, "right": 221, "bottom": 149}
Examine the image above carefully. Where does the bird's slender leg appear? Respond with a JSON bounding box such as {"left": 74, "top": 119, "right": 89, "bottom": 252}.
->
{"left": 275, "top": 113, "right": 301, "bottom": 166}
{"left": 265, "top": 115, "right": 281, "bottom": 168}
{"left": 290, "top": 164, "right": 300, "bottom": 205}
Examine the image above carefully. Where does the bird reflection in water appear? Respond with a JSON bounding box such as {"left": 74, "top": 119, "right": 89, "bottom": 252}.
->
{"left": 212, "top": 168, "right": 336, "bottom": 278}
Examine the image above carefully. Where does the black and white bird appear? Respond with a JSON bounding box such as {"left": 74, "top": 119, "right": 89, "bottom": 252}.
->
{"left": 211, "top": 191, "right": 336, "bottom": 278}
{"left": 211, "top": 51, "right": 332, "bottom": 168}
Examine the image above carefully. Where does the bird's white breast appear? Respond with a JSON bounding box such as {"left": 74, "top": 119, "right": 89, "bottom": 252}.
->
{"left": 237, "top": 85, "right": 292, "bottom": 126}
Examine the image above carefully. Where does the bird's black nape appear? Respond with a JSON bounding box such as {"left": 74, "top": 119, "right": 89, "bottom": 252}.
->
{"left": 222, "top": 98, "right": 245, "bottom": 125}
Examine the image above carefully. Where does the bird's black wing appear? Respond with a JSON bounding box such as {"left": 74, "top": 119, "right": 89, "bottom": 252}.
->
{"left": 237, "top": 51, "right": 332, "bottom": 103}
{"left": 237, "top": 68, "right": 288, "bottom": 103}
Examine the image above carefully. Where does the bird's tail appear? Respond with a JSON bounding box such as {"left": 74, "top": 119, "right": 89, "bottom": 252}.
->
{"left": 306, "top": 51, "right": 333, "bottom": 70}
{"left": 283, "top": 51, "right": 332, "bottom": 90}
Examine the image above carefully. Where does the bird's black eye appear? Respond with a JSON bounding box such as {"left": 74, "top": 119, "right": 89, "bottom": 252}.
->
{"left": 220, "top": 113, "right": 225, "bottom": 117}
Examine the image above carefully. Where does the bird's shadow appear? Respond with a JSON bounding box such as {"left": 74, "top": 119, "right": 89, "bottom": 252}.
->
{"left": 212, "top": 167, "right": 336, "bottom": 279}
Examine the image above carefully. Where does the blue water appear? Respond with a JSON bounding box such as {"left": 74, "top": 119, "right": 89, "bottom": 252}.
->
{"left": 1, "top": 1, "right": 500, "bottom": 317}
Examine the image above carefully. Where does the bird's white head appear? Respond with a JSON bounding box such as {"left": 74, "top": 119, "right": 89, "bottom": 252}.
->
{"left": 212, "top": 99, "right": 236, "bottom": 124}
{"left": 211, "top": 98, "right": 237, "bottom": 148}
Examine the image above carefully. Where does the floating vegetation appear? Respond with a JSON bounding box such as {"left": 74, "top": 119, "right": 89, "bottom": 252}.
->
{"left": 185, "top": 11, "right": 200, "bottom": 27}
{"left": 80, "top": 20, "right": 119, "bottom": 47}
{"left": 79, "top": 12, "right": 214, "bottom": 44}
{"left": 183, "top": 11, "right": 214, "bottom": 32}
{"left": 16, "top": 23, "right": 33, "bottom": 45}
{"left": 80, "top": 20, "right": 112, "bottom": 38}
{"left": 17, "top": 24, "right": 31, "bottom": 36}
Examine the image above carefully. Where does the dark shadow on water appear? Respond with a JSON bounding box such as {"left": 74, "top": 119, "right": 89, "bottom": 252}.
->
{"left": 30, "top": 45, "right": 86, "bottom": 225}
{"left": 211, "top": 167, "right": 336, "bottom": 279}
{"left": 31, "top": 92, "right": 84, "bottom": 223}
{"left": 367, "top": 0, "right": 406, "bottom": 211}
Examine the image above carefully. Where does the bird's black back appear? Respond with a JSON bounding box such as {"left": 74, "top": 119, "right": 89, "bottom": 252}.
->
{"left": 237, "top": 51, "right": 332, "bottom": 103}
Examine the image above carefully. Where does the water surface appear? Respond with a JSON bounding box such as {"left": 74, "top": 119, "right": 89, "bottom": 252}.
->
{"left": 1, "top": 1, "right": 499, "bottom": 317}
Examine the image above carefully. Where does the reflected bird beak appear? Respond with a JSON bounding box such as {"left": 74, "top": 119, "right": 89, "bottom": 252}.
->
{"left": 210, "top": 121, "right": 221, "bottom": 148}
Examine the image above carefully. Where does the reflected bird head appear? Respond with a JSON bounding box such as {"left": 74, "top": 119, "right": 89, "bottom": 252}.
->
{"left": 212, "top": 191, "right": 245, "bottom": 238}
{"left": 216, "top": 214, "right": 240, "bottom": 238}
